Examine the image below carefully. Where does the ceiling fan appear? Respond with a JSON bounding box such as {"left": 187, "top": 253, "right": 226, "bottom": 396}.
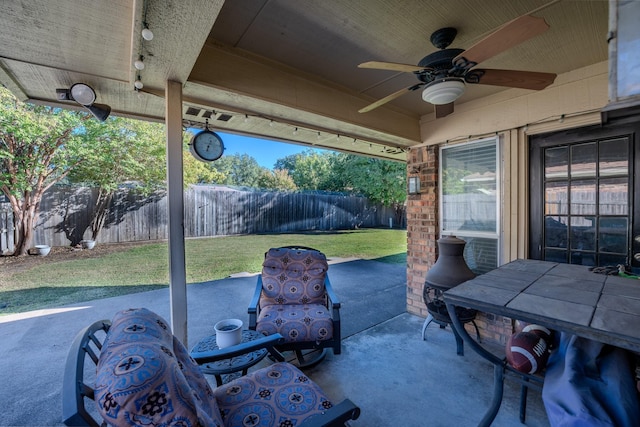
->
{"left": 358, "top": 14, "right": 557, "bottom": 118}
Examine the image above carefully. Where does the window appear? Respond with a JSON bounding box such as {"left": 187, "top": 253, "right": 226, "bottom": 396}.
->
{"left": 440, "top": 138, "right": 500, "bottom": 273}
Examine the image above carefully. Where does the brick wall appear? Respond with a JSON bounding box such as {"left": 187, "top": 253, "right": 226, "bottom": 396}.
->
{"left": 406, "top": 145, "right": 438, "bottom": 318}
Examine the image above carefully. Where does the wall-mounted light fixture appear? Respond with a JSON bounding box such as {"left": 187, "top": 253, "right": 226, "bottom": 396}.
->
{"left": 408, "top": 175, "right": 421, "bottom": 194}
{"left": 56, "top": 83, "right": 111, "bottom": 122}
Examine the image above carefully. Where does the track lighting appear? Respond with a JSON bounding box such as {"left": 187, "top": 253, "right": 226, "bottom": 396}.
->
{"left": 142, "top": 25, "right": 154, "bottom": 41}
{"left": 134, "top": 56, "right": 145, "bottom": 70}
{"left": 134, "top": 76, "right": 143, "bottom": 90}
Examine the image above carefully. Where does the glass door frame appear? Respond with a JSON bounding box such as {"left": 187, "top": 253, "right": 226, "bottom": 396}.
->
{"left": 529, "top": 120, "right": 640, "bottom": 272}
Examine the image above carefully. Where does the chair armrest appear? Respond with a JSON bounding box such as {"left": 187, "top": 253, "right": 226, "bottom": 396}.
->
{"left": 299, "top": 399, "right": 361, "bottom": 427}
{"left": 191, "top": 333, "right": 285, "bottom": 364}
{"left": 248, "top": 275, "right": 264, "bottom": 329}
{"left": 324, "top": 276, "right": 341, "bottom": 309}
{"left": 62, "top": 319, "right": 111, "bottom": 427}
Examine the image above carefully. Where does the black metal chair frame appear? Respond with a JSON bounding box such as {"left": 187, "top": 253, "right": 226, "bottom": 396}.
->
{"left": 248, "top": 246, "right": 342, "bottom": 368}
{"left": 63, "top": 319, "right": 359, "bottom": 427}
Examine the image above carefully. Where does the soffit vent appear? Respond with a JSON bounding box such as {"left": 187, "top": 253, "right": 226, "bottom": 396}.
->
{"left": 185, "top": 107, "right": 200, "bottom": 116}
{"left": 216, "top": 113, "right": 233, "bottom": 121}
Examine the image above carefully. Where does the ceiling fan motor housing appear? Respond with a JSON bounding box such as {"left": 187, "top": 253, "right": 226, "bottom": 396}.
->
{"left": 416, "top": 48, "right": 464, "bottom": 83}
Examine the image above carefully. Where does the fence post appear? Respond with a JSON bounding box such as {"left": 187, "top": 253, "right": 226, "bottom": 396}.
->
{"left": 1, "top": 207, "right": 15, "bottom": 254}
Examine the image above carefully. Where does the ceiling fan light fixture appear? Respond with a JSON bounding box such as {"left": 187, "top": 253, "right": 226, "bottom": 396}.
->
{"left": 422, "top": 78, "right": 465, "bottom": 105}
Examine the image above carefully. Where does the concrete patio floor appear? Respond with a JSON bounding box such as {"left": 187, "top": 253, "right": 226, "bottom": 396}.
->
{"left": 0, "top": 258, "right": 549, "bottom": 426}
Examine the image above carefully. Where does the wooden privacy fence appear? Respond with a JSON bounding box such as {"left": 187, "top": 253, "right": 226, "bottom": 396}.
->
{"left": 1, "top": 186, "right": 401, "bottom": 252}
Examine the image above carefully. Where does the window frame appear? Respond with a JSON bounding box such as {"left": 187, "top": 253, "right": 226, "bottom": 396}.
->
{"left": 439, "top": 137, "right": 502, "bottom": 272}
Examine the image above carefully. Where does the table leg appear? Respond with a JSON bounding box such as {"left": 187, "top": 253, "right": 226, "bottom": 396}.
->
{"left": 479, "top": 364, "right": 505, "bottom": 427}
{"left": 445, "top": 300, "right": 506, "bottom": 426}
{"left": 450, "top": 324, "right": 464, "bottom": 356}
{"left": 214, "top": 374, "right": 223, "bottom": 387}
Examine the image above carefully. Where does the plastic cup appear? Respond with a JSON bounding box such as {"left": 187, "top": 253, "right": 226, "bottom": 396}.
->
{"left": 214, "top": 319, "right": 243, "bottom": 348}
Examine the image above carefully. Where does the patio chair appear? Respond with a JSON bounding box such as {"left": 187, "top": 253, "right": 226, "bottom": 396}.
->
{"left": 62, "top": 308, "right": 360, "bottom": 427}
{"left": 248, "top": 246, "right": 342, "bottom": 368}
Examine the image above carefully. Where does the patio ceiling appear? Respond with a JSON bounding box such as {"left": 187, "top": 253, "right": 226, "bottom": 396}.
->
{"left": 0, "top": 0, "right": 609, "bottom": 161}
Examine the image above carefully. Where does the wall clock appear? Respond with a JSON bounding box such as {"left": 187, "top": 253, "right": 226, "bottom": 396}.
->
{"left": 189, "top": 120, "right": 224, "bottom": 162}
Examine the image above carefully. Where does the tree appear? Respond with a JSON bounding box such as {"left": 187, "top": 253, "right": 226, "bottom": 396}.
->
{"left": 274, "top": 149, "right": 338, "bottom": 190}
{"left": 183, "top": 152, "right": 226, "bottom": 185}
{"left": 257, "top": 169, "right": 298, "bottom": 191}
{"left": 337, "top": 154, "right": 407, "bottom": 223}
{"left": 0, "top": 86, "right": 103, "bottom": 255}
{"left": 70, "top": 120, "right": 227, "bottom": 241}
{"left": 67, "top": 119, "right": 165, "bottom": 242}
{"left": 210, "top": 153, "right": 266, "bottom": 187}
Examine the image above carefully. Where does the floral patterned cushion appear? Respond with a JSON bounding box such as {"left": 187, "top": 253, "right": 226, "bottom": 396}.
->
{"left": 213, "top": 362, "right": 333, "bottom": 426}
{"left": 256, "top": 304, "right": 334, "bottom": 343}
{"left": 260, "top": 248, "right": 328, "bottom": 306}
{"left": 95, "top": 308, "right": 224, "bottom": 427}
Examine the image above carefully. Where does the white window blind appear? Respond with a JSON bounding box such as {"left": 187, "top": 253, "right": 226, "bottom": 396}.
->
{"left": 440, "top": 139, "right": 500, "bottom": 273}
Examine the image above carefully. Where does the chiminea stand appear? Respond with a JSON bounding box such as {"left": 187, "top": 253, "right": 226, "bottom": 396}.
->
{"left": 421, "top": 235, "right": 480, "bottom": 356}
{"left": 422, "top": 283, "right": 480, "bottom": 356}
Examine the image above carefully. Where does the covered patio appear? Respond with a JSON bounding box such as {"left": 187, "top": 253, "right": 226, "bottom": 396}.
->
{"left": 1, "top": 1, "right": 638, "bottom": 425}
{"left": 0, "top": 258, "right": 549, "bottom": 426}
{"left": 0, "top": 0, "right": 618, "bottom": 343}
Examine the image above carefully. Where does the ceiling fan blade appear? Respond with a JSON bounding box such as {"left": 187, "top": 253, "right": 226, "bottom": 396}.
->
{"left": 454, "top": 15, "right": 550, "bottom": 67}
{"left": 469, "top": 69, "right": 556, "bottom": 90}
{"left": 435, "top": 103, "right": 454, "bottom": 118}
{"left": 358, "top": 61, "right": 425, "bottom": 73}
{"left": 358, "top": 85, "right": 418, "bottom": 113}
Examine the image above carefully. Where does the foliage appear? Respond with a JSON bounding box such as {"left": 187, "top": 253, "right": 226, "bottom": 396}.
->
{"left": 274, "top": 150, "right": 406, "bottom": 206}
{"left": 209, "top": 153, "right": 267, "bottom": 187}
{"left": 0, "top": 86, "right": 229, "bottom": 249}
{"left": 441, "top": 167, "right": 473, "bottom": 195}
{"left": 64, "top": 118, "right": 166, "bottom": 240}
{"left": 273, "top": 150, "right": 406, "bottom": 223}
{"left": 183, "top": 152, "right": 226, "bottom": 185}
{"left": 67, "top": 119, "right": 165, "bottom": 192}
{"left": 256, "top": 168, "right": 297, "bottom": 191}
{"left": 274, "top": 149, "right": 339, "bottom": 190}
{"left": 0, "top": 86, "right": 100, "bottom": 254}
{"left": 337, "top": 154, "right": 407, "bottom": 206}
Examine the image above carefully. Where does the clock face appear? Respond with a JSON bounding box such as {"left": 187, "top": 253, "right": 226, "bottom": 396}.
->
{"left": 190, "top": 130, "right": 224, "bottom": 162}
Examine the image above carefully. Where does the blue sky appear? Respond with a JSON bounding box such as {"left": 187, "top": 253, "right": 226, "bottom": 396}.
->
{"left": 219, "top": 132, "right": 315, "bottom": 169}
{"left": 187, "top": 129, "right": 323, "bottom": 170}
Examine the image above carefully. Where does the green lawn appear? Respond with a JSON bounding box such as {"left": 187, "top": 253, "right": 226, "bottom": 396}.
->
{"left": 0, "top": 229, "right": 406, "bottom": 315}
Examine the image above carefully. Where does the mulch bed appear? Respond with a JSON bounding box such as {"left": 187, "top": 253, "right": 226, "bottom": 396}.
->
{"left": 0, "top": 241, "right": 155, "bottom": 274}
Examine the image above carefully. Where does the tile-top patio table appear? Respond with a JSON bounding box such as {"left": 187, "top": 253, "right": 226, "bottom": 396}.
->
{"left": 443, "top": 259, "right": 640, "bottom": 427}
